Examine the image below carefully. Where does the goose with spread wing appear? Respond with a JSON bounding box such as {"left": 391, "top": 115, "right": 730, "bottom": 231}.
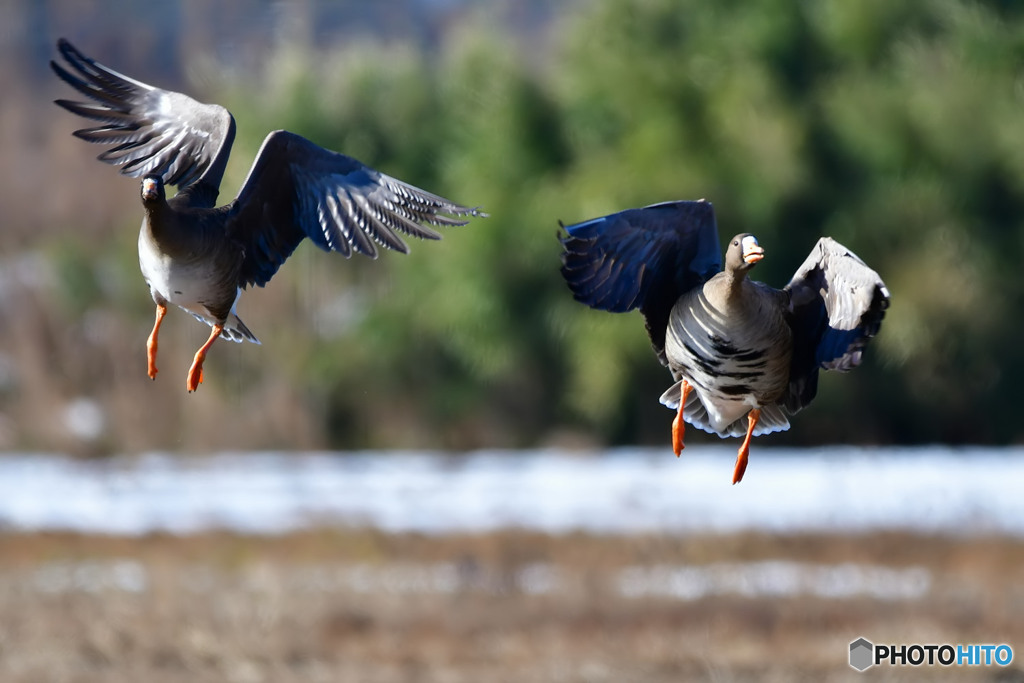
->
{"left": 560, "top": 199, "right": 890, "bottom": 484}
{"left": 51, "top": 38, "right": 485, "bottom": 392}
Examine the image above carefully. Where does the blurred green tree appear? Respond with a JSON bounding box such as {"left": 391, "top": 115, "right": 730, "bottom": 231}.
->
{"left": 27, "top": 0, "right": 1024, "bottom": 452}
{"left": 213, "top": 0, "right": 1024, "bottom": 448}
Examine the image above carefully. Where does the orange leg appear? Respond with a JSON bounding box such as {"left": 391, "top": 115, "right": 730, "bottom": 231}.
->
{"left": 147, "top": 304, "right": 167, "bottom": 380}
{"left": 732, "top": 408, "right": 760, "bottom": 485}
{"left": 186, "top": 324, "right": 223, "bottom": 393}
{"left": 671, "top": 380, "right": 693, "bottom": 457}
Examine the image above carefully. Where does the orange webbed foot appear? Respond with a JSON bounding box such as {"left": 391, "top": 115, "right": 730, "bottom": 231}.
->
{"left": 732, "top": 448, "right": 749, "bottom": 485}
{"left": 732, "top": 409, "right": 760, "bottom": 485}
{"left": 186, "top": 361, "right": 205, "bottom": 393}
{"left": 147, "top": 304, "right": 167, "bottom": 381}
{"left": 672, "top": 411, "right": 685, "bottom": 456}
{"left": 186, "top": 324, "right": 222, "bottom": 393}
{"left": 672, "top": 381, "right": 693, "bottom": 457}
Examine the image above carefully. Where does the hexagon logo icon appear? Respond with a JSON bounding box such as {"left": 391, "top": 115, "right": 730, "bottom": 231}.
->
{"left": 850, "top": 637, "right": 874, "bottom": 671}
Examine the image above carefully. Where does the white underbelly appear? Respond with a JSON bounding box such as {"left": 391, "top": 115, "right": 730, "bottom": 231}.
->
{"left": 138, "top": 231, "right": 233, "bottom": 321}
{"left": 696, "top": 390, "right": 759, "bottom": 432}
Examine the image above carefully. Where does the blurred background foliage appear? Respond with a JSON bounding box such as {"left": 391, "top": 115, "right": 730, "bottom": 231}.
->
{"left": 3, "top": 0, "right": 1024, "bottom": 453}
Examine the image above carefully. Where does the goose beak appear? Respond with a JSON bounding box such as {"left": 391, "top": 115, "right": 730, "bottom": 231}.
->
{"left": 141, "top": 177, "right": 160, "bottom": 201}
{"left": 741, "top": 237, "right": 764, "bottom": 264}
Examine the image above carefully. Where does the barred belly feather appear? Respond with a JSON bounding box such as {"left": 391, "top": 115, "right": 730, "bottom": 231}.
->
{"left": 660, "top": 286, "right": 793, "bottom": 437}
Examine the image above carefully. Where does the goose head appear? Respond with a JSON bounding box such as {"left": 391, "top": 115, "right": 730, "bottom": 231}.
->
{"left": 140, "top": 174, "right": 166, "bottom": 206}
{"left": 725, "top": 233, "right": 764, "bottom": 274}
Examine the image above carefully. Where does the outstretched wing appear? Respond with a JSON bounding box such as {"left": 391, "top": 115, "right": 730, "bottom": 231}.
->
{"left": 50, "top": 38, "right": 234, "bottom": 202}
{"left": 228, "top": 130, "right": 485, "bottom": 288}
{"left": 783, "top": 237, "right": 890, "bottom": 413}
{"left": 559, "top": 200, "right": 722, "bottom": 364}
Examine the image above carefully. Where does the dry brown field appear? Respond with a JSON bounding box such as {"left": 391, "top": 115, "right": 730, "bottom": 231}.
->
{"left": 0, "top": 530, "right": 1021, "bottom": 682}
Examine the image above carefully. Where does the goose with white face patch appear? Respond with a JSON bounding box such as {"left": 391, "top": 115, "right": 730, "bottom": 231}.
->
{"left": 560, "top": 200, "right": 889, "bottom": 483}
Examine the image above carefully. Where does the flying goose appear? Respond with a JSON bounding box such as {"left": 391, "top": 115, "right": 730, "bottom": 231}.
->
{"left": 51, "top": 38, "right": 485, "bottom": 392}
{"left": 560, "top": 199, "right": 890, "bottom": 483}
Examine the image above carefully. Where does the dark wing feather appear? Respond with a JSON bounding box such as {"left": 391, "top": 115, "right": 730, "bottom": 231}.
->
{"left": 50, "top": 38, "right": 234, "bottom": 204}
{"left": 783, "top": 237, "right": 890, "bottom": 413}
{"left": 559, "top": 200, "right": 722, "bottom": 364}
{"left": 228, "top": 130, "right": 485, "bottom": 288}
